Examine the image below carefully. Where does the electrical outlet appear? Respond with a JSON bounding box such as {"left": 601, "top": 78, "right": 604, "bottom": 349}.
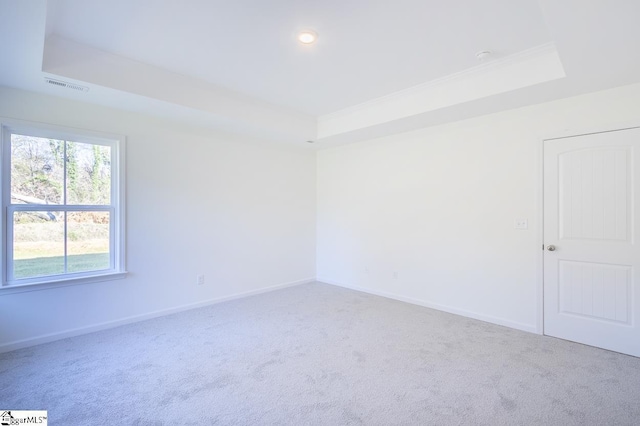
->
{"left": 197, "top": 275, "right": 205, "bottom": 286}
{"left": 514, "top": 218, "right": 528, "bottom": 230}
{"left": 393, "top": 271, "right": 398, "bottom": 279}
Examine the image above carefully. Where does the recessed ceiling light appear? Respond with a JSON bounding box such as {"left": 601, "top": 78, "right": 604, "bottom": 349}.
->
{"left": 298, "top": 30, "right": 318, "bottom": 45}
{"left": 306, "top": 140, "right": 315, "bottom": 144}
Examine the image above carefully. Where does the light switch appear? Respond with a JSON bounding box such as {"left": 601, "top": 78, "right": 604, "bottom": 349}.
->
{"left": 514, "top": 218, "right": 528, "bottom": 230}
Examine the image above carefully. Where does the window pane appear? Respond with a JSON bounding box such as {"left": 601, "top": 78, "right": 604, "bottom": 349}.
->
{"left": 13, "top": 211, "right": 64, "bottom": 279}
{"left": 67, "top": 211, "right": 110, "bottom": 273}
{"left": 11, "top": 134, "right": 64, "bottom": 205}
{"left": 66, "top": 141, "right": 111, "bottom": 205}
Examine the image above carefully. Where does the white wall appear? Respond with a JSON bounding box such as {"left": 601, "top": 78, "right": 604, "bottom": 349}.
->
{"left": 317, "top": 83, "right": 640, "bottom": 333}
{"left": 0, "top": 86, "right": 316, "bottom": 351}
{"left": 4, "top": 81, "right": 640, "bottom": 352}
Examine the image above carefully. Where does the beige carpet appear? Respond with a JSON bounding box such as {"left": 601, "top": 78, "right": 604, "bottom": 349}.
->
{"left": 1, "top": 282, "right": 639, "bottom": 425}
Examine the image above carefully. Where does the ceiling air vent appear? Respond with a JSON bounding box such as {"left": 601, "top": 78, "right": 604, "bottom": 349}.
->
{"left": 44, "top": 77, "right": 89, "bottom": 92}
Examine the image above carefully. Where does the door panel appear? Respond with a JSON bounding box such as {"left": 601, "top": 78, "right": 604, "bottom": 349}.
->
{"left": 558, "top": 260, "right": 630, "bottom": 324}
{"left": 544, "top": 127, "right": 640, "bottom": 357}
{"left": 559, "top": 147, "right": 630, "bottom": 242}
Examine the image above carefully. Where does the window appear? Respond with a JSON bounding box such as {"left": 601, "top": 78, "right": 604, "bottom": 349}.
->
{"left": 1, "top": 120, "right": 125, "bottom": 290}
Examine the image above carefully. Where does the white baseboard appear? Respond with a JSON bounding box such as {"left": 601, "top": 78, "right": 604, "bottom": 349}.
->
{"left": 318, "top": 277, "right": 537, "bottom": 334}
{"left": 0, "top": 277, "right": 315, "bottom": 354}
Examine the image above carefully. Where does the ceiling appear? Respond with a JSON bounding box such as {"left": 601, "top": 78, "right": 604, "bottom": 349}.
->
{"left": 47, "top": 0, "right": 552, "bottom": 116}
{"left": 2, "top": 0, "right": 640, "bottom": 147}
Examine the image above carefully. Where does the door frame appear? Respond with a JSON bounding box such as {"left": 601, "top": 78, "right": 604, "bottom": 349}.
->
{"left": 538, "top": 121, "right": 640, "bottom": 336}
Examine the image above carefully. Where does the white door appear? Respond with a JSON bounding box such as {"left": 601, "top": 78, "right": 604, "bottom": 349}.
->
{"left": 544, "top": 127, "right": 640, "bottom": 357}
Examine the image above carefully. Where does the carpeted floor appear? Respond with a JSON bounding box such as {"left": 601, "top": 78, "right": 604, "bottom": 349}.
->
{"left": 1, "top": 282, "right": 639, "bottom": 425}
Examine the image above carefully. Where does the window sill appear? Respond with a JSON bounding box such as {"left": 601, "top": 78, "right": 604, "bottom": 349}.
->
{"left": 0, "top": 271, "right": 128, "bottom": 295}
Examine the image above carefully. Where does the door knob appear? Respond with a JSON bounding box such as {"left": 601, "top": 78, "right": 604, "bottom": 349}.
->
{"left": 546, "top": 245, "right": 556, "bottom": 251}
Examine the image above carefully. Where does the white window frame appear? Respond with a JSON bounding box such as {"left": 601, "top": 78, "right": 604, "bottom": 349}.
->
{"left": 0, "top": 118, "right": 126, "bottom": 293}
